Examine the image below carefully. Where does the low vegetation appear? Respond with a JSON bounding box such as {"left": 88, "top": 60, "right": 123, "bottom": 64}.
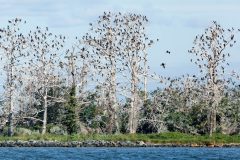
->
{"left": 1, "top": 132, "right": 240, "bottom": 145}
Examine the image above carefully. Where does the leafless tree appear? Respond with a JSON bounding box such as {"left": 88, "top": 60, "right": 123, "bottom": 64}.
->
{"left": 83, "top": 12, "right": 154, "bottom": 133}
{"left": 0, "top": 18, "right": 28, "bottom": 136}
{"left": 118, "top": 13, "right": 153, "bottom": 133}
{"left": 82, "top": 12, "right": 124, "bottom": 133}
{"left": 188, "top": 21, "right": 238, "bottom": 136}
{"left": 23, "top": 26, "right": 65, "bottom": 134}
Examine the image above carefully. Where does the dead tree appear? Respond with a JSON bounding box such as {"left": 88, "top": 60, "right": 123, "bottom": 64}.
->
{"left": 0, "top": 18, "right": 28, "bottom": 136}
{"left": 82, "top": 12, "right": 123, "bottom": 133}
{"left": 25, "top": 26, "right": 65, "bottom": 134}
{"left": 83, "top": 12, "right": 154, "bottom": 133}
{"left": 188, "top": 21, "right": 238, "bottom": 136}
{"left": 119, "top": 13, "right": 153, "bottom": 133}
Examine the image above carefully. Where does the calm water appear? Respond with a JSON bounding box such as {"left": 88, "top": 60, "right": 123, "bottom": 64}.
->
{"left": 0, "top": 147, "right": 240, "bottom": 160}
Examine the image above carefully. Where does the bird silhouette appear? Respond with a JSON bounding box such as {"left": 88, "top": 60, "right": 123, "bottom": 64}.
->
{"left": 160, "top": 63, "right": 166, "bottom": 69}
{"left": 166, "top": 50, "right": 171, "bottom": 54}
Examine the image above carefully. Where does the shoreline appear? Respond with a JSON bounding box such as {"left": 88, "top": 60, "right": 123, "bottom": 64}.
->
{"left": 0, "top": 140, "right": 240, "bottom": 147}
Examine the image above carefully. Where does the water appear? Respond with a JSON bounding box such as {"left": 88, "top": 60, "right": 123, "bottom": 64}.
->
{"left": 0, "top": 147, "right": 240, "bottom": 160}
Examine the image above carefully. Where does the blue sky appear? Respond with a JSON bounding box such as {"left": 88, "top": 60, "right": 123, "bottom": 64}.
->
{"left": 1, "top": 0, "right": 240, "bottom": 80}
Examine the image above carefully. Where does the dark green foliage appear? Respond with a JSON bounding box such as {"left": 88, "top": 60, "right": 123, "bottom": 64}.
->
{"left": 47, "top": 87, "right": 66, "bottom": 124}
{"left": 119, "top": 109, "right": 129, "bottom": 133}
{"left": 80, "top": 103, "right": 97, "bottom": 125}
{"left": 165, "top": 105, "right": 206, "bottom": 134}
{"left": 79, "top": 93, "right": 108, "bottom": 132}
{"left": 137, "top": 100, "right": 159, "bottom": 133}
{"left": 63, "top": 87, "right": 77, "bottom": 134}
{"left": 189, "top": 104, "right": 208, "bottom": 134}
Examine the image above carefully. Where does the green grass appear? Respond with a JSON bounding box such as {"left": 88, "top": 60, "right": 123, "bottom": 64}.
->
{"left": 0, "top": 132, "right": 240, "bottom": 145}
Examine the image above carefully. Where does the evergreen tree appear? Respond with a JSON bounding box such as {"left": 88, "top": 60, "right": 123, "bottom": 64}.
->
{"left": 64, "top": 86, "right": 77, "bottom": 134}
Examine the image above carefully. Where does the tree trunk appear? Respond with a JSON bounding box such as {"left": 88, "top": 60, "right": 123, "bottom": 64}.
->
{"left": 143, "top": 50, "right": 148, "bottom": 102}
{"left": 113, "top": 103, "right": 120, "bottom": 134}
{"left": 107, "top": 61, "right": 119, "bottom": 133}
{"left": 77, "top": 63, "right": 89, "bottom": 134}
{"left": 8, "top": 112, "right": 13, "bottom": 136}
{"left": 42, "top": 91, "right": 48, "bottom": 134}
{"left": 209, "top": 97, "right": 217, "bottom": 136}
{"left": 8, "top": 62, "right": 14, "bottom": 137}
{"left": 129, "top": 62, "right": 139, "bottom": 133}
{"left": 8, "top": 91, "right": 14, "bottom": 136}
{"left": 208, "top": 66, "right": 218, "bottom": 137}
{"left": 129, "top": 96, "right": 135, "bottom": 133}
{"left": 129, "top": 92, "right": 139, "bottom": 133}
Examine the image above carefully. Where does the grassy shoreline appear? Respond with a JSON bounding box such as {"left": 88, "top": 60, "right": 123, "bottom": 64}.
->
{"left": 1, "top": 132, "right": 240, "bottom": 146}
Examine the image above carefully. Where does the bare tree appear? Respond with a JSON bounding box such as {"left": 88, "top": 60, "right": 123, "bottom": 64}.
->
{"left": 119, "top": 13, "right": 153, "bottom": 133}
{"left": 82, "top": 12, "right": 154, "bottom": 133}
{"left": 188, "top": 21, "right": 238, "bottom": 136}
{"left": 24, "top": 26, "right": 65, "bottom": 134}
{"left": 82, "top": 12, "right": 124, "bottom": 133}
{"left": 0, "top": 18, "right": 28, "bottom": 136}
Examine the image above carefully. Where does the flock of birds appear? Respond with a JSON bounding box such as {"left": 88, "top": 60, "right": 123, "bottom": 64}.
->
{"left": 0, "top": 15, "right": 239, "bottom": 98}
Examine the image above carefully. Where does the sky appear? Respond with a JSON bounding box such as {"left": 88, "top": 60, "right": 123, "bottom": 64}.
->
{"left": 0, "top": 0, "right": 240, "bottom": 84}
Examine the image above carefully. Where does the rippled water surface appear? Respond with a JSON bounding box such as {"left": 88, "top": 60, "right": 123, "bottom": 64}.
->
{"left": 0, "top": 147, "right": 240, "bottom": 160}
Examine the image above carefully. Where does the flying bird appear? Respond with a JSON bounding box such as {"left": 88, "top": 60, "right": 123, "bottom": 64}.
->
{"left": 160, "top": 63, "right": 166, "bottom": 69}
